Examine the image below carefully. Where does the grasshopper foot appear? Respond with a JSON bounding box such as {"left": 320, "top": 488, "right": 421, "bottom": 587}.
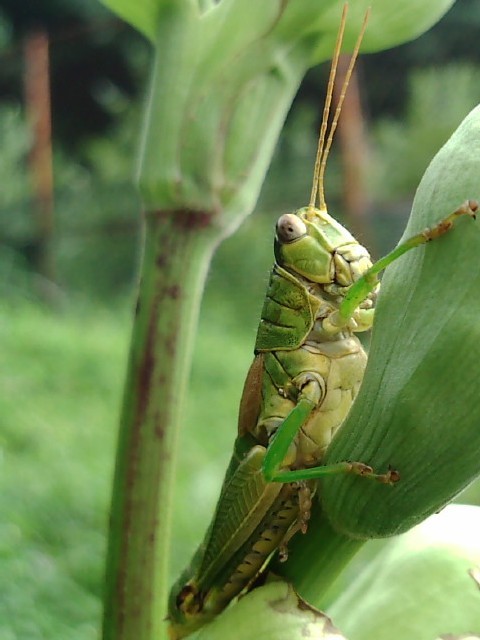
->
{"left": 349, "top": 461, "right": 400, "bottom": 485}
{"left": 423, "top": 199, "right": 478, "bottom": 241}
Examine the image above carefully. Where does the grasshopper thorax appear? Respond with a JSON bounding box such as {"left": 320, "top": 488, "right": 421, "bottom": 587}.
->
{"left": 274, "top": 206, "right": 372, "bottom": 289}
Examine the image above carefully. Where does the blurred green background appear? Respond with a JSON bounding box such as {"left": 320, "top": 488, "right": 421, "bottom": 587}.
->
{"left": 2, "top": 1, "right": 480, "bottom": 638}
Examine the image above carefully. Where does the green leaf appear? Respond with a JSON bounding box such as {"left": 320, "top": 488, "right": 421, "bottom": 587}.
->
{"left": 328, "top": 505, "right": 480, "bottom": 640}
{"left": 98, "top": 0, "right": 163, "bottom": 41}
{"left": 322, "top": 105, "right": 480, "bottom": 537}
{"left": 96, "top": 0, "right": 456, "bottom": 57}
{"left": 283, "top": 0, "right": 457, "bottom": 62}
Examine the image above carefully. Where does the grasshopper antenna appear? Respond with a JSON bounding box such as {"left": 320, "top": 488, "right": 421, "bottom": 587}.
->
{"left": 309, "top": 4, "right": 370, "bottom": 212}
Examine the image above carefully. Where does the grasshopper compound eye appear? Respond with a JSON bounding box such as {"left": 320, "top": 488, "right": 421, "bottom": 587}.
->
{"left": 276, "top": 214, "right": 307, "bottom": 243}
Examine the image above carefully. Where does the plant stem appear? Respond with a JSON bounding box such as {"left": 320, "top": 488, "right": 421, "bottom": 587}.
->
{"left": 103, "top": 209, "right": 219, "bottom": 640}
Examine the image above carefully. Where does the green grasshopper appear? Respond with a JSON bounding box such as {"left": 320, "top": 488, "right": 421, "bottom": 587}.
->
{"left": 168, "top": 6, "right": 477, "bottom": 639}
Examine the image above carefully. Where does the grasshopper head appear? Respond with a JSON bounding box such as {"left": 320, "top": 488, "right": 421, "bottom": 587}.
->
{"left": 274, "top": 206, "right": 372, "bottom": 288}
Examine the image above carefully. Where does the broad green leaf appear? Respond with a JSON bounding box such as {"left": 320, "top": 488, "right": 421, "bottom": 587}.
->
{"left": 328, "top": 505, "right": 480, "bottom": 640}
{"left": 322, "top": 106, "right": 480, "bottom": 537}
{"left": 96, "top": 0, "right": 456, "bottom": 57}
{"left": 280, "top": 0, "right": 457, "bottom": 62}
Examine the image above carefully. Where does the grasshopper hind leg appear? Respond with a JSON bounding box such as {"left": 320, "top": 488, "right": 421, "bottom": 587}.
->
{"left": 277, "top": 481, "right": 313, "bottom": 562}
{"left": 219, "top": 483, "right": 301, "bottom": 601}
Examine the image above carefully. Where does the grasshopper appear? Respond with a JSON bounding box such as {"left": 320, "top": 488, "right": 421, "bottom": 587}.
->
{"left": 168, "top": 5, "right": 477, "bottom": 639}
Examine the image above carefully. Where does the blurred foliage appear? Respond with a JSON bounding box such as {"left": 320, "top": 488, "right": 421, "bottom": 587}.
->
{"left": 0, "top": 301, "right": 128, "bottom": 639}
{"left": 371, "top": 64, "right": 480, "bottom": 200}
{"left": 0, "top": 104, "right": 30, "bottom": 208}
{"left": 0, "top": 103, "right": 141, "bottom": 300}
{"left": 0, "top": 105, "right": 36, "bottom": 298}
{"left": 53, "top": 103, "right": 142, "bottom": 298}
{"left": 0, "top": 0, "right": 149, "bottom": 150}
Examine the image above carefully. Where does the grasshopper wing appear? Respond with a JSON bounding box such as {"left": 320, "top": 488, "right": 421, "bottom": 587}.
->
{"left": 195, "top": 443, "right": 282, "bottom": 591}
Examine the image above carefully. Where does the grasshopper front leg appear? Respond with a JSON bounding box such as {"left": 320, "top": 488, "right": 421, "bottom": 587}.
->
{"left": 337, "top": 200, "right": 478, "bottom": 324}
{"left": 262, "top": 373, "right": 397, "bottom": 486}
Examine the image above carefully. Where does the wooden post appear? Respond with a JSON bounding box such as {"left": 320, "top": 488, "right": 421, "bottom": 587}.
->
{"left": 334, "top": 56, "right": 371, "bottom": 244}
{"left": 23, "top": 29, "right": 55, "bottom": 285}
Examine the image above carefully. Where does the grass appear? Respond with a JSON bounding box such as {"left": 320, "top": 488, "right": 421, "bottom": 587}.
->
{"left": 0, "top": 300, "right": 129, "bottom": 639}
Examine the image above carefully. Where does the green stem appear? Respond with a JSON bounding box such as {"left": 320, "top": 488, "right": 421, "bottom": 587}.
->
{"left": 103, "top": 209, "right": 218, "bottom": 640}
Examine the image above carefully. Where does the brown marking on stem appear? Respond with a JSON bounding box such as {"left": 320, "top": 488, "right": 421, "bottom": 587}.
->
{"left": 146, "top": 208, "right": 215, "bottom": 231}
{"left": 112, "top": 207, "right": 208, "bottom": 633}
{"left": 174, "top": 208, "right": 214, "bottom": 231}
{"left": 156, "top": 254, "right": 168, "bottom": 269}
{"left": 166, "top": 284, "right": 181, "bottom": 299}
{"left": 165, "top": 334, "right": 177, "bottom": 359}
{"left": 154, "top": 409, "right": 165, "bottom": 439}
{"left": 115, "top": 294, "right": 160, "bottom": 632}
{"left": 144, "top": 209, "right": 164, "bottom": 220}
{"left": 154, "top": 425, "right": 165, "bottom": 439}
{"left": 137, "top": 307, "right": 158, "bottom": 422}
